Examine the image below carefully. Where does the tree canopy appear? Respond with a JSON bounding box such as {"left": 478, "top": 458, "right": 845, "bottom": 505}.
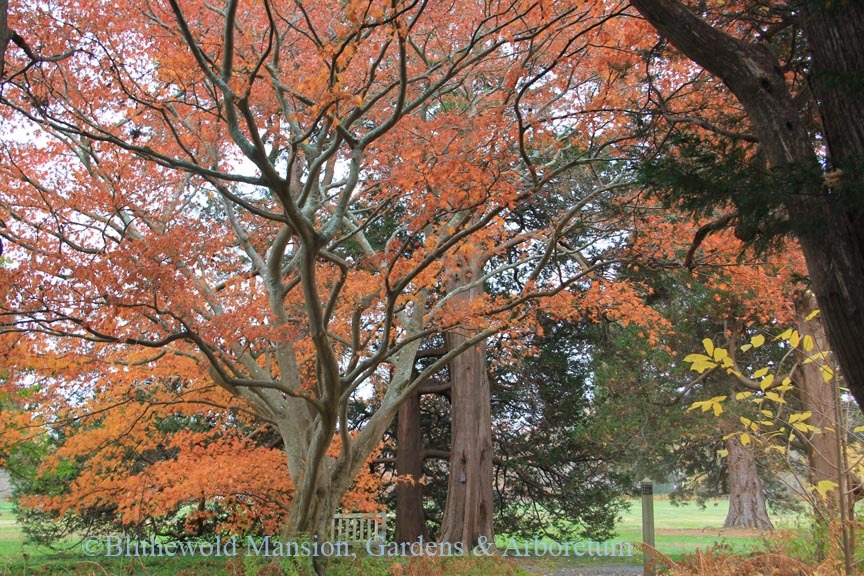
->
{"left": 0, "top": 0, "right": 663, "bottom": 544}
{"left": 1, "top": 0, "right": 862, "bottom": 561}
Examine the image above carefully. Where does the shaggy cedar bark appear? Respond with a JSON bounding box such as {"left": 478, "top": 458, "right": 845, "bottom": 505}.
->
{"left": 630, "top": 0, "right": 864, "bottom": 412}
{"left": 395, "top": 391, "right": 429, "bottom": 543}
{"left": 799, "top": 2, "right": 864, "bottom": 164}
{"left": 795, "top": 290, "right": 842, "bottom": 517}
{"left": 724, "top": 434, "right": 773, "bottom": 530}
{"left": 795, "top": 0, "right": 864, "bottom": 412}
{"left": 439, "top": 259, "right": 494, "bottom": 547}
{"left": 795, "top": 290, "right": 864, "bottom": 526}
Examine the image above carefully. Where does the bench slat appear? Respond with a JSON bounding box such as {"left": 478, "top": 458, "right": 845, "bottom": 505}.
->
{"left": 329, "top": 512, "right": 387, "bottom": 544}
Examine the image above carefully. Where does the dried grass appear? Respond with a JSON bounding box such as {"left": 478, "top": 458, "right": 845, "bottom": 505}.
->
{"left": 637, "top": 541, "right": 843, "bottom": 576}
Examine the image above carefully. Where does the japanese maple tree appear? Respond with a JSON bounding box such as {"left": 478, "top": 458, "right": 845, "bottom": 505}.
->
{"left": 0, "top": 0, "right": 649, "bottom": 547}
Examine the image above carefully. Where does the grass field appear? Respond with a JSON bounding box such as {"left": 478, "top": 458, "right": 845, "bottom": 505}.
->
{"left": 0, "top": 497, "right": 808, "bottom": 575}
{"left": 0, "top": 499, "right": 22, "bottom": 559}
{"left": 614, "top": 497, "right": 796, "bottom": 558}
{"left": 504, "top": 496, "right": 803, "bottom": 571}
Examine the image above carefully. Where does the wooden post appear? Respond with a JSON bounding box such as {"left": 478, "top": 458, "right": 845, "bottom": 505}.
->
{"left": 641, "top": 478, "right": 655, "bottom": 576}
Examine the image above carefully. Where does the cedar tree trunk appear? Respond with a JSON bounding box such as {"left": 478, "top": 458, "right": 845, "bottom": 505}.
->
{"left": 724, "top": 434, "right": 773, "bottom": 530}
{"left": 439, "top": 258, "right": 494, "bottom": 546}
{"left": 795, "top": 291, "right": 864, "bottom": 519}
{"left": 795, "top": 290, "right": 843, "bottom": 517}
{"left": 395, "top": 391, "right": 429, "bottom": 542}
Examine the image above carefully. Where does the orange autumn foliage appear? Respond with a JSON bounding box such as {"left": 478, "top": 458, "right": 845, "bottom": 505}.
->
{"left": 0, "top": 0, "right": 687, "bottom": 537}
{"left": 12, "top": 365, "right": 382, "bottom": 536}
{"left": 629, "top": 204, "right": 806, "bottom": 327}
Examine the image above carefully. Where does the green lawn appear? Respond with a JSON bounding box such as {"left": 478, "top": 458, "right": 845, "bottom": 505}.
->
{"left": 0, "top": 497, "right": 808, "bottom": 575}
{"left": 614, "top": 497, "right": 797, "bottom": 560}
{"left": 0, "top": 499, "right": 24, "bottom": 559}
{"left": 619, "top": 497, "right": 794, "bottom": 533}
{"left": 500, "top": 497, "right": 801, "bottom": 571}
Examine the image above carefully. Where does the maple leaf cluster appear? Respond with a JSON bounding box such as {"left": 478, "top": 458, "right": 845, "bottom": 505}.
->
{"left": 0, "top": 347, "right": 381, "bottom": 538}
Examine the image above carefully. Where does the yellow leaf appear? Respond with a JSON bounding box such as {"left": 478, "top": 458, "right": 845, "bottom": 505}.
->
{"left": 813, "top": 480, "right": 838, "bottom": 498}
{"left": 789, "top": 411, "right": 812, "bottom": 424}
{"left": 767, "top": 445, "right": 787, "bottom": 455}
{"left": 793, "top": 423, "right": 810, "bottom": 432}
{"left": 740, "top": 433, "right": 751, "bottom": 446}
{"left": 717, "top": 449, "right": 729, "bottom": 457}
{"left": 760, "top": 374, "right": 775, "bottom": 391}
{"left": 713, "top": 347, "right": 729, "bottom": 362}
{"left": 740, "top": 343, "right": 753, "bottom": 352}
{"left": 740, "top": 417, "right": 752, "bottom": 427}
{"left": 803, "top": 335, "right": 815, "bottom": 352}
{"left": 751, "top": 334, "right": 765, "bottom": 348}
{"left": 775, "top": 377, "right": 793, "bottom": 392}
{"left": 736, "top": 391, "right": 753, "bottom": 400}
{"left": 753, "top": 367, "right": 770, "bottom": 379}
{"left": 789, "top": 330, "right": 801, "bottom": 349}
{"left": 854, "top": 425, "right": 864, "bottom": 433}
{"left": 803, "top": 352, "right": 828, "bottom": 365}
{"left": 689, "top": 396, "right": 727, "bottom": 417}
{"left": 765, "top": 391, "right": 786, "bottom": 403}
{"left": 777, "top": 328, "right": 794, "bottom": 341}
{"left": 821, "top": 365, "right": 834, "bottom": 382}
{"left": 684, "top": 353, "right": 717, "bottom": 374}
{"left": 805, "top": 309, "right": 820, "bottom": 321}
{"left": 760, "top": 409, "right": 774, "bottom": 418}
{"left": 702, "top": 338, "right": 715, "bottom": 357}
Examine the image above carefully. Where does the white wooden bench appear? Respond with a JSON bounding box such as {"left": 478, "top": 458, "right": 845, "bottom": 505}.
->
{"left": 329, "top": 512, "right": 388, "bottom": 543}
